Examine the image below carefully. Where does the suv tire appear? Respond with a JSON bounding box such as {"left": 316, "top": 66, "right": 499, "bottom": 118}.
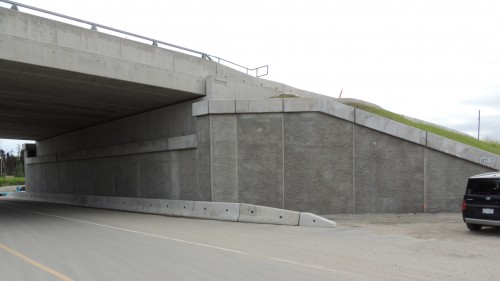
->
{"left": 466, "top": 223, "right": 482, "bottom": 231}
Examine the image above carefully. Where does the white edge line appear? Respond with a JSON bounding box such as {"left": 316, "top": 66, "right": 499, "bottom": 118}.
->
{"left": 0, "top": 204, "right": 245, "bottom": 255}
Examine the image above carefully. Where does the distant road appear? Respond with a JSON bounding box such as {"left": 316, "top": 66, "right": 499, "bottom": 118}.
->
{"left": 0, "top": 199, "right": 498, "bottom": 280}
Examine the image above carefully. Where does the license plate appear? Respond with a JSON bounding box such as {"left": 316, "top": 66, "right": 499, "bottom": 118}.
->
{"left": 482, "top": 208, "right": 494, "bottom": 215}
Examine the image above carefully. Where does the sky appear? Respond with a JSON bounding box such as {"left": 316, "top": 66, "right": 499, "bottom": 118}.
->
{"left": 1, "top": 0, "right": 499, "bottom": 152}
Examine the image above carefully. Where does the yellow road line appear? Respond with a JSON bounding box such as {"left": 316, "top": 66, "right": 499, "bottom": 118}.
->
{"left": 0, "top": 243, "right": 75, "bottom": 281}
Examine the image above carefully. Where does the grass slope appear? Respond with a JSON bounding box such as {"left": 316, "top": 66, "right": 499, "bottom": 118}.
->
{"left": 343, "top": 101, "right": 500, "bottom": 155}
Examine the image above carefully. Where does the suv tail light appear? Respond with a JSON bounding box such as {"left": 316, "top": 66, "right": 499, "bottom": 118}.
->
{"left": 462, "top": 200, "right": 467, "bottom": 211}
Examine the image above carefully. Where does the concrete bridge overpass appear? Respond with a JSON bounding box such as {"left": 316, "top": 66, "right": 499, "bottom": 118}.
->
{"left": 1, "top": 3, "right": 499, "bottom": 215}
{"left": 0, "top": 3, "right": 215, "bottom": 140}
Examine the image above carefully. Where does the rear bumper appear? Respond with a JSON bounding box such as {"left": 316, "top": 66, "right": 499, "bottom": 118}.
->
{"left": 464, "top": 218, "right": 500, "bottom": 227}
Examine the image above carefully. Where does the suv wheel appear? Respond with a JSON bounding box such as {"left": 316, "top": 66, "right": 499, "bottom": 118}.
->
{"left": 466, "top": 223, "right": 482, "bottom": 231}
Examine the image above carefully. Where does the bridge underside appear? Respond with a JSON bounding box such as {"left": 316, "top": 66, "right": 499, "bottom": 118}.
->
{"left": 0, "top": 59, "right": 202, "bottom": 140}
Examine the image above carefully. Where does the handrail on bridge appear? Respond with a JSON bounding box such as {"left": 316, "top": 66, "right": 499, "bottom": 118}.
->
{"left": 0, "top": 0, "right": 269, "bottom": 77}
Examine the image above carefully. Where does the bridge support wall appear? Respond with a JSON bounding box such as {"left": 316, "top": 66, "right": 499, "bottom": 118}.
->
{"left": 24, "top": 96, "right": 498, "bottom": 215}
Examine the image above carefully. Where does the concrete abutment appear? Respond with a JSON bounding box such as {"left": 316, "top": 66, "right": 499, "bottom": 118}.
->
{"left": 24, "top": 94, "right": 498, "bottom": 215}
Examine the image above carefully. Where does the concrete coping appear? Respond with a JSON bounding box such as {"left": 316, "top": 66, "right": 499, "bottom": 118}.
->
{"left": 426, "top": 133, "right": 500, "bottom": 170}
{"left": 3, "top": 193, "right": 336, "bottom": 228}
{"left": 192, "top": 98, "right": 354, "bottom": 122}
{"left": 191, "top": 98, "right": 499, "bottom": 169}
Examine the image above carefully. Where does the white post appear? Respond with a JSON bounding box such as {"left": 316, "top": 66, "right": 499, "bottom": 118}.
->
{"left": 477, "top": 110, "right": 481, "bottom": 140}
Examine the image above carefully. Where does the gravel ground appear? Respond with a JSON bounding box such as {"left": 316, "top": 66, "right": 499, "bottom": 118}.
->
{"left": 321, "top": 212, "right": 500, "bottom": 280}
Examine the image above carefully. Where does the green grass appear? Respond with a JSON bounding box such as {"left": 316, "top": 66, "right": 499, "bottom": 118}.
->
{"left": 0, "top": 177, "right": 25, "bottom": 187}
{"left": 271, "top": 94, "right": 298, "bottom": 98}
{"left": 343, "top": 101, "right": 500, "bottom": 155}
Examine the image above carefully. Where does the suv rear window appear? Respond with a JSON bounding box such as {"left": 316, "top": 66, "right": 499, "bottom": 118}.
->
{"left": 467, "top": 179, "right": 500, "bottom": 195}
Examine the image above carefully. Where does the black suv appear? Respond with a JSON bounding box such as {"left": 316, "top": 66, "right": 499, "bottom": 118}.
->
{"left": 462, "top": 172, "right": 500, "bottom": 231}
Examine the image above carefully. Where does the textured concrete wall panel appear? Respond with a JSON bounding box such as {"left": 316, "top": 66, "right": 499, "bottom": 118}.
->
{"left": 45, "top": 162, "right": 59, "bottom": 193}
{"left": 139, "top": 152, "right": 170, "bottom": 199}
{"left": 32, "top": 164, "right": 46, "bottom": 192}
{"left": 210, "top": 115, "right": 238, "bottom": 202}
{"left": 196, "top": 116, "right": 212, "bottom": 201}
{"left": 284, "top": 113, "right": 354, "bottom": 214}
{"left": 74, "top": 159, "right": 92, "bottom": 195}
{"left": 112, "top": 156, "right": 138, "bottom": 197}
{"left": 58, "top": 161, "right": 74, "bottom": 194}
{"left": 354, "top": 125, "right": 424, "bottom": 213}
{"left": 425, "top": 149, "right": 494, "bottom": 212}
{"left": 34, "top": 164, "right": 47, "bottom": 193}
{"left": 24, "top": 163, "right": 35, "bottom": 192}
{"left": 170, "top": 150, "right": 198, "bottom": 200}
{"left": 237, "top": 114, "right": 283, "bottom": 208}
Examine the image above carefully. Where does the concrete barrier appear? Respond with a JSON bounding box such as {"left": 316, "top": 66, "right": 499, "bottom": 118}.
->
{"left": 54, "top": 194, "right": 69, "bottom": 204}
{"left": 40, "top": 193, "right": 51, "bottom": 203}
{"left": 137, "top": 198, "right": 162, "bottom": 214}
{"left": 158, "top": 200, "right": 194, "bottom": 217}
{"left": 86, "top": 196, "right": 107, "bottom": 209}
{"left": 102, "top": 196, "right": 117, "bottom": 210}
{"left": 47, "top": 193, "right": 58, "bottom": 204}
{"left": 73, "top": 195, "right": 89, "bottom": 207}
{"left": 3, "top": 192, "right": 336, "bottom": 228}
{"left": 113, "top": 197, "right": 139, "bottom": 212}
{"left": 71, "top": 195, "right": 87, "bottom": 206}
{"left": 238, "top": 204, "right": 300, "bottom": 226}
{"left": 298, "top": 212, "right": 337, "bottom": 228}
{"left": 51, "top": 194, "right": 62, "bottom": 203}
{"left": 26, "top": 192, "right": 37, "bottom": 201}
{"left": 32, "top": 193, "right": 42, "bottom": 201}
{"left": 192, "top": 201, "right": 240, "bottom": 222}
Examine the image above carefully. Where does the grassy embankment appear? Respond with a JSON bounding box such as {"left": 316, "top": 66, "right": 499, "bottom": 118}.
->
{"left": 344, "top": 102, "right": 500, "bottom": 156}
{"left": 0, "top": 177, "right": 25, "bottom": 187}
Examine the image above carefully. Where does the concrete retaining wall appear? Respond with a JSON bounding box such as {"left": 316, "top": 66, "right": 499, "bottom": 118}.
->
{"left": 27, "top": 149, "right": 203, "bottom": 200}
{"left": 193, "top": 99, "right": 498, "bottom": 215}
{"left": 25, "top": 96, "right": 498, "bottom": 215}
{"left": 25, "top": 96, "right": 497, "bottom": 215}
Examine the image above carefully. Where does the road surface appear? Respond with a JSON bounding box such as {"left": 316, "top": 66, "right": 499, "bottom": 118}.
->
{"left": 0, "top": 199, "right": 498, "bottom": 280}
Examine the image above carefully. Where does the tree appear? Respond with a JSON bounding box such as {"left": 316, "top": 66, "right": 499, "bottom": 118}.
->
{"left": 0, "top": 149, "right": 5, "bottom": 176}
{"left": 0, "top": 144, "right": 24, "bottom": 177}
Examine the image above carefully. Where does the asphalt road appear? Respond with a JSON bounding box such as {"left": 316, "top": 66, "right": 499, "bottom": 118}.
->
{"left": 1, "top": 199, "right": 499, "bottom": 281}
{"left": 0, "top": 199, "right": 348, "bottom": 281}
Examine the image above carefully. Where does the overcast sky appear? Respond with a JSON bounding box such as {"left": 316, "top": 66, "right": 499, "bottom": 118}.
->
{"left": 1, "top": 0, "right": 499, "bottom": 152}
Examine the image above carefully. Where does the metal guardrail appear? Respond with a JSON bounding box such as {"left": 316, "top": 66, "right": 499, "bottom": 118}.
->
{"left": 0, "top": 0, "right": 269, "bottom": 77}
